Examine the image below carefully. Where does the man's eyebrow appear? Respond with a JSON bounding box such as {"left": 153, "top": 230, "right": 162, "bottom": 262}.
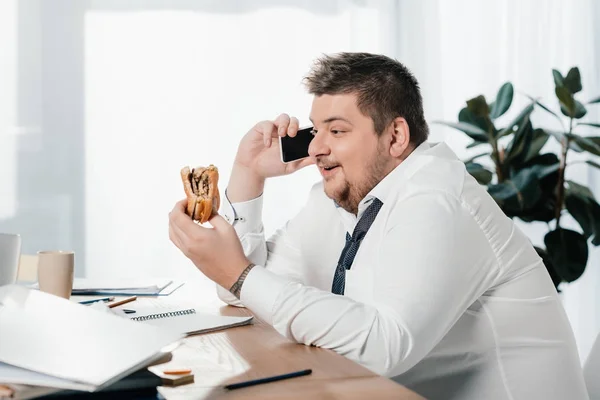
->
{"left": 309, "top": 116, "right": 353, "bottom": 125}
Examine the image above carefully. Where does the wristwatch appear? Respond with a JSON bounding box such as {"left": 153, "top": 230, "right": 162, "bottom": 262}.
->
{"left": 229, "top": 262, "right": 256, "bottom": 299}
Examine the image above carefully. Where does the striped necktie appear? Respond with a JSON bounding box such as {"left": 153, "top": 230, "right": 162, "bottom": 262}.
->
{"left": 331, "top": 198, "right": 384, "bottom": 295}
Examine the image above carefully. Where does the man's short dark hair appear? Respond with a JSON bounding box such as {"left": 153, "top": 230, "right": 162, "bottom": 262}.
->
{"left": 303, "top": 52, "right": 429, "bottom": 146}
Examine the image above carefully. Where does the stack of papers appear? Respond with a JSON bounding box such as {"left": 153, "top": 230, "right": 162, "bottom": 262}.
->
{"left": 70, "top": 278, "right": 183, "bottom": 296}
{"left": 0, "top": 284, "right": 183, "bottom": 393}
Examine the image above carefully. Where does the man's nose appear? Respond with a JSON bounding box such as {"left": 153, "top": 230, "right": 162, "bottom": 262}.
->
{"left": 308, "top": 131, "right": 329, "bottom": 158}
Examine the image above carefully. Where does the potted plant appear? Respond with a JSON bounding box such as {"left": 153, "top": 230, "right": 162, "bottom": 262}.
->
{"left": 435, "top": 67, "right": 600, "bottom": 289}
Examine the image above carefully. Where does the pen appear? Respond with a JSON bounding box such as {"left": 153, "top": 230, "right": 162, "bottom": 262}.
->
{"left": 224, "top": 369, "right": 312, "bottom": 390}
{"left": 79, "top": 296, "right": 114, "bottom": 305}
{"left": 107, "top": 295, "right": 137, "bottom": 308}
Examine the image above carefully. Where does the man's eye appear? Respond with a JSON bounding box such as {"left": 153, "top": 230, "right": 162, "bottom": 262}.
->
{"left": 331, "top": 130, "right": 344, "bottom": 135}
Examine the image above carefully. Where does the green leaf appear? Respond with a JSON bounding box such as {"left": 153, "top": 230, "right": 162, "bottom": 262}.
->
{"left": 497, "top": 103, "right": 535, "bottom": 139}
{"left": 465, "top": 162, "right": 493, "bottom": 185}
{"left": 568, "top": 133, "right": 600, "bottom": 156}
{"left": 565, "top": 192, "right": 600, "bottom": 245}
{"left": 524, "top": 94, "right": 563, "bottom": 126}
{"left": 564, "top": 67, "right": 583, "bottom": 94}
{"left": 488, "top": 166, "right": 542, "bottom": 210}
{"left": 504, "top": 119, "right": 533, "bottom": 165}
{"left": 567, "top": 180, "right": 595, "bottom": 200}
{"left": 588, "top": 95, "right": 600, "bottom": 104}
{"left": 565, "top": 194, "right": 595, "bottom": 239}
{"left": 548, "top": 130, "right": 589, "bottom": 152}
{"left": 552, "top": 69, "right": 565, "bottom": 87}
{"left": 577, "top": 122, "right": 600, "bottom": 129}
{"left": 544, "top": 228, "right": 589, "bottom": 282}
{"left": 464, "top": 151, "right": 491, "bottom": 164}
{"left": 511, "top": 154, "right": 560, "bottom": 223}
{"left": 490, "top": 82, "right": 514, "bottom": 119}
{"left": 534, "top": 163, "right": 560, "bottom": 178}
{"left": 433, "top": 121, "right": 489, "bottom": 142}
{"left": 590, "top": 202, "right": 600, "bottom": 245}
{"left": 459, "top": 107, "right": 491, "bottom": 134}
{"left": 466, "top": 141, "right": 487, "bottom": 149}
{"left": 556, "top": 85, "right": 576, "bottom": 116}
{"left": 584, "top": 137, "right": 600, "bottom": 148}
{"left": 586, "top": 160, "right": 600, "bottom": 170}
{"left": 523, "top": 129, "right": 550, "bottom": 163}
{"left": 559, "top": 98, "right": 587, "bottom": 119}
{"left": 571, "top": 142, "right": 585, "bottom": 152}
{"left": 488, "top": 182, "right": 518, "bottom": 202}
{"left": 572, "top": 100, "right": 588, "bottom": 119}
{"left": 466, "top": 95, "right": 490, "bottom": 118}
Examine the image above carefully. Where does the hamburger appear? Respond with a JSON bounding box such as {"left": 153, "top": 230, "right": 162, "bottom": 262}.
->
{"left": 180, "top": 164, "right": 220, "bottom": 223}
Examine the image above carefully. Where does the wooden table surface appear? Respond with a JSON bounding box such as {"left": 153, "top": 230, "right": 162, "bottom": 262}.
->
{"left": 107, "top": 281, "right": 425, "bottom": 400}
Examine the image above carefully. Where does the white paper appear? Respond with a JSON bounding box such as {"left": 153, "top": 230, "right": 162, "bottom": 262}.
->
{"left": 0, "top": 362, "right": 93, "bottom": 391}
{"left": 71, "top": 278, "right": 173, "bottom": 294}
{"left": 0, "top": 284, "right": 183, "bottom": 391}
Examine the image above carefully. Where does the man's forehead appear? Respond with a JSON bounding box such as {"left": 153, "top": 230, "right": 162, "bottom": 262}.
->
{"left": 309, "top": 93, "right": 358, "bottom": 123}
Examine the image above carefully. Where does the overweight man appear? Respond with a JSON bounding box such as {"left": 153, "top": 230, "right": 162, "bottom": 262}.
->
{"left": 169, "top": 52, "right": 588, "bottom": 400}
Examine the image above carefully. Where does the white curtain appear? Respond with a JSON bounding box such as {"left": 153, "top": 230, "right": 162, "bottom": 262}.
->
{"left": 82, "top": 0, "right": 399, "bottom": 290}
{"left": 396, "top": 0, "right": 600, "bottom": 362}
{"left": 2, "top": 0, "right": 599, "bottom": 362}
{"left": 0, "top": 0, "right": 18, "bottom": 220}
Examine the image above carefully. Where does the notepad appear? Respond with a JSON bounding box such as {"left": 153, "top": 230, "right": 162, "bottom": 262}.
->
{"left": 128, "top": 308, "right": 253, "bottom": 336}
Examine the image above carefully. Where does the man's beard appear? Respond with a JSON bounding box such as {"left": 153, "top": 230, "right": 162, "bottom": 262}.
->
{"left": 326, "top": 146, "right": 390, "bottom": 215}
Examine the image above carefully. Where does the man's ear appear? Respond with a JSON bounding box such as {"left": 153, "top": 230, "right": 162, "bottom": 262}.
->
{"left": 389, "top": 117, "right": 411, "bottom": 158}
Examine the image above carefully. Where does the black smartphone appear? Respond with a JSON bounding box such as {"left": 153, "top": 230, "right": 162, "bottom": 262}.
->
{"left": 279, "top": 126, "right": 314, "bottom": 163}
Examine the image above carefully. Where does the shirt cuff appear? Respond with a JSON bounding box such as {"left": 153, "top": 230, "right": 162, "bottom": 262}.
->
{"left": 220, "top": 190, "right": 263, "bottom": 237}
{"left": 239, "top": 265, "right": 290, "bottom": 325}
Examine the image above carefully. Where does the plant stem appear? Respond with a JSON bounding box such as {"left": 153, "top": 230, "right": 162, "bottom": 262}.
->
{"left": 554, "top": 118, "right": 573, "bottom": 228}
{"left": 492, "top": 140, "right": 505, "bottom": 182}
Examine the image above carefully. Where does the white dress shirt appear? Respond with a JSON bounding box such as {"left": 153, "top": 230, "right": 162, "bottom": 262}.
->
{"left": 218, "top": 142, "right": 589, "bottom": 400}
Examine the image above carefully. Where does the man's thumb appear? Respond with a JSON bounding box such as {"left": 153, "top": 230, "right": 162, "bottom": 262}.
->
{"left": 208, "top": 213, "right": 230, "bottom": 230}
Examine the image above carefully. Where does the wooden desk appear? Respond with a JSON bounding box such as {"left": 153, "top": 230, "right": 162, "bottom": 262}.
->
{"left": 109, "top": 282, "right": 425, "bottom": 400}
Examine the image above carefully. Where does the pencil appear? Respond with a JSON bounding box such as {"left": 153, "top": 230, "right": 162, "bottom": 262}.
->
{"left": 107, "top": 295, "right": 137, "bottom": 308}
{"left": 224, "top": 369, "right": 312, "bottom": 390}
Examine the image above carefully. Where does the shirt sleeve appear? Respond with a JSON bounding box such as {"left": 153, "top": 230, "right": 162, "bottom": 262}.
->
{"left": 239, "top": 191, "right": 500, "bottom": 377}
{"left": 216, "top": 190, "right": 306, "bottom": 306}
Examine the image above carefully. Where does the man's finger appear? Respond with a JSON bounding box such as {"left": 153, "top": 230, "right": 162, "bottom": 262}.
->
{"left": 170, "top": 201, "right": 199, "bottom": 231}
{"left": 256, "top": 120, "right": 276, "bottom": 147}
{"left": 208, "top": 213, "right": 231, "bottom": 232}
{"left": 274, "top": 113, "right": 291, "bottom": 137}
{"left": 176, "top": 199, "right": 188, "bottom": 211}
{"left": 287, "top": 117, "right": 300, "bottom": 137}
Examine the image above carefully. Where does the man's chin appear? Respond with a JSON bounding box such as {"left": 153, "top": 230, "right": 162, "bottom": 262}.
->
{"left": 322, "top": 181, "right": 346, "bottom": 204}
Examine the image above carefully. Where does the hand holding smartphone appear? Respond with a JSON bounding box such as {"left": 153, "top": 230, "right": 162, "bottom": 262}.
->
{"left": 279, "top": 126, "right": 314, "bottom": 164}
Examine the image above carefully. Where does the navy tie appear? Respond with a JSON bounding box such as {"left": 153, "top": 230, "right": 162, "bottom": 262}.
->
{"left": 331, "top": 198, "right": 384, "bottom": 295}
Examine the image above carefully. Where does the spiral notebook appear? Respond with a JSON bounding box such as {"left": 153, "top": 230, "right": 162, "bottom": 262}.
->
{"left": 128, "top": 307, "right": 253, "bottom": 336}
